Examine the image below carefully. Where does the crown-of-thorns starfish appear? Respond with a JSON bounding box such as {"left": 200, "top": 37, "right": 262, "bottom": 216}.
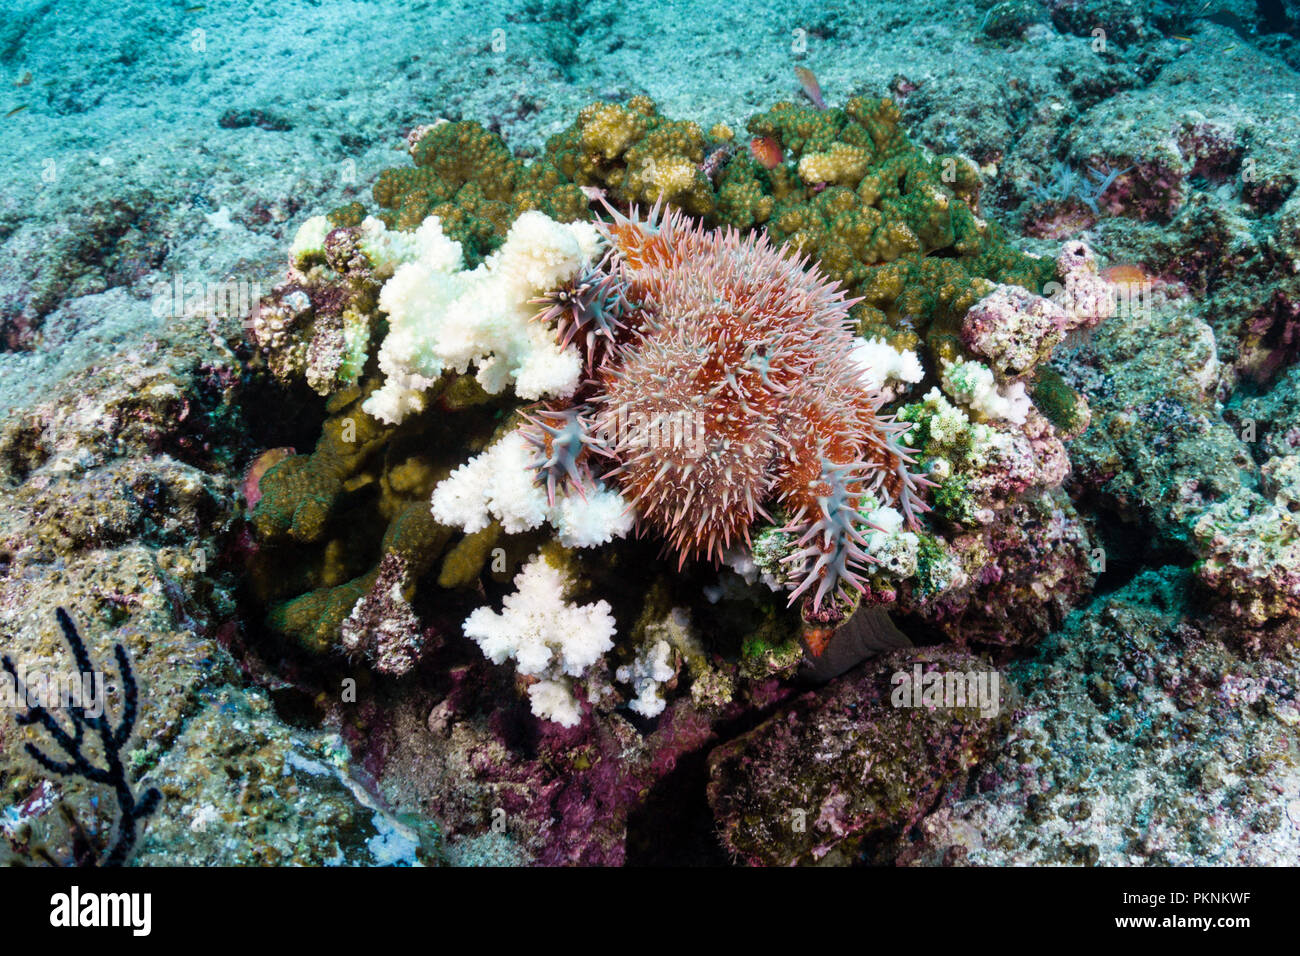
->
{"left": 532, "top": 199, "right": 930, "bottom": 611}
{"left": 530, "top": 259, "right": 637, "bottom": 366}
{"left": 518, "top": 405, "right": 612, "bottom": 506}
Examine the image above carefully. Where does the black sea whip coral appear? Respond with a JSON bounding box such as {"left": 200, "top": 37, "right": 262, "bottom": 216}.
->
{"left": 2, "top": 609, "right": 161, "bottom": 866}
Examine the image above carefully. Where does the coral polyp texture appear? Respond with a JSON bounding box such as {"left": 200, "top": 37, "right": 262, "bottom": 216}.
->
{"left": 463, "top": 550, "right": 616, "bottom": 727}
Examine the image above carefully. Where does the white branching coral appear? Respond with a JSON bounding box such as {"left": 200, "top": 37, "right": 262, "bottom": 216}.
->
{"left": 849, "top": 336, "right": 924, "bottom": 399}
{"left": 615, "top": 639, "right": 675, "bottom": 718}
{"left": 524, "top": 679, "right": 586, "bottom": 728}
{"left": 362, "top": 211, "right": 604, "bottom": 424}
{"left": 463, "top": 552, "right": 617, "bottom": 727}
{"left": 551, "top": 486, "right": 635, "bottom": 548}
{"left": 432, "top": 431, "right": 547, "bottom": 535}
{"left": 431, "top": 428, "right": 634, "bottom": 547}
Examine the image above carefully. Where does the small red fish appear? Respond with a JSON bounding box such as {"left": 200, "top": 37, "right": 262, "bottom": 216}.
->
{"left": 749, "top": 136, "right": 783, "bottom": 170}
{"left": 794, "top": 66, "right": 825, "bottom": 109}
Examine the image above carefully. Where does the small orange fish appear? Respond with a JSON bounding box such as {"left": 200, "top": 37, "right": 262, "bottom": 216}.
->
{"left": 1100, "top": 263, "right": 1151, "bottom": 288}
{"left": 794, "top": 66, "right": 825, "bottom": 109}
{"left": 802, "top": 624, "right": 834, "bottom": 658}
{"left": 749, "top": 136, "right": 783, "bottom": 170}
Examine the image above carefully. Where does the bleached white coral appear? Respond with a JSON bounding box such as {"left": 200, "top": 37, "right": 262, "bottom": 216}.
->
{"left": 365, "top": 368, "right": 442, "bottom": 427}
{"left": 357, "top": 215, "right": 450, "bottom": 277}
{"left": 289, "top": 215, "right": 332, "bottom": 265}
{"left": 363, "top": 211, "right": 602, "bottom": 424}
{"left": 463, "top": 552, "right": 617, "bottom": 727}
{"left": 615, "top": 639, "right": 675, "bottom": 718}
{"left": 850, "top": 336, "right": 924, "bottom": 398}
{"left": 527, "top": 679, "right": 584, "bottom": 727}
{"left": 553, "top": 485, "right": 634, "bottom": 548}
{"left": 431, "top": 428, "right": 634, "bottom": 547}
{"left": 940, "top": 358, "right": 1031, "bottom": 425}
{"left": 862, "top": 503, "right": 920, "bottom": 579}
{"left": 432, "top": 431, "right": 548, "bottom": 535}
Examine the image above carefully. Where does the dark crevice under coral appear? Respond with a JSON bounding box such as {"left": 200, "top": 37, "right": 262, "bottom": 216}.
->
{"left": 1069, "top": 485, "right": 1195, "bottom": 598}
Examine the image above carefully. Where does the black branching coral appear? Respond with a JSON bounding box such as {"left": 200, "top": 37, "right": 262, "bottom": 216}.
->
{"left": 1, "top": 609, "right": 162, "bottom": 867}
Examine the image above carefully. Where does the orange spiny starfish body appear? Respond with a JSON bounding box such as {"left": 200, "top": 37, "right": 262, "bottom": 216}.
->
{"left": 584, "top": 203, "right": 928, "bottom": 610}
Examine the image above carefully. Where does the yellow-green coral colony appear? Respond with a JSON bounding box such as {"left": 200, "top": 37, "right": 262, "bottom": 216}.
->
{"left": 358, "top": 120, "right": 590, "bottom": 265}
{"left": 336, "top": 96, "right": 1054, "bottom": 349}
